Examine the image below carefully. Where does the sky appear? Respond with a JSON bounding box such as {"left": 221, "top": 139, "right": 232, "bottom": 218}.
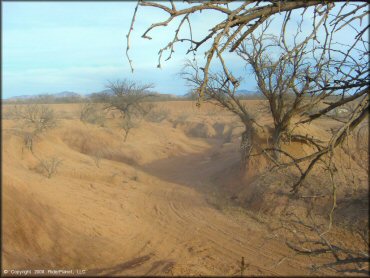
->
{"left": 3, "top": 1, "right": 242, "bottom": 98}
{"left": 2, "top": 2, "right": 368, "bottom": 99}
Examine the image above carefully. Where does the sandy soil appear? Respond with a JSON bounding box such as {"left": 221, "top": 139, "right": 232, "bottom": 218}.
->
{"left": 2, "top": 101, "right": 367, "bottom": 276}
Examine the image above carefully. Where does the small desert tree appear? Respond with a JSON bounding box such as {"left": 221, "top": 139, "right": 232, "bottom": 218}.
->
{"left": 11, "top": 104, "right": 57, "bottom": 152}
{"left": 103, "top": 79, "right": 155, "bottom": 142}
{"left": 11, "top": 104, "right": 57, "bottom": 133}
{"left": 182, "top": 60, "right": 258, "bottom": 169}
{"left": 236, "top": 21, "right": 335, "bottom": 159}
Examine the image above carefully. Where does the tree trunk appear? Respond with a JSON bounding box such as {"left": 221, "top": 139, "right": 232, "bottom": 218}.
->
{"left": 272, "top": 124, "right": 282, "bottom": 161}
{"left": 272, "top": 119, "right": 291, "bottom": 161}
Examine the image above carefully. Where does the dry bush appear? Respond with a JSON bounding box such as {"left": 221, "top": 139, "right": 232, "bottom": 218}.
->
{"left": 145, "top": 107, "right": 170, "bottom": 123}
{"left": 10, "top": 104, "right": 57, "bottom": 152}
{"left": 35, "top": 156, "right": 62, "bottom": 179}
{"left": 80, "top": 102, "right": 107, "bottom": 127}
{"left": 101, "top": 80, "right": 156, "bottom": 141}
{"left": 103, "top": 79, "right": 155, "bottom": 119}
{"left": 11, "top": 104, "right": 57, "bottom": 133}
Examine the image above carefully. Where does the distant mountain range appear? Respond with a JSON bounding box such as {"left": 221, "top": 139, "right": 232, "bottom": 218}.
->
{"left": 5, "top": 89, "right": 258, "bottom": 101}
{"left": 53, "top": 91, "right": 82, "bottom": 98}
{"left": 6, "top": 91, "right": 84, "bottom": 101}
{"left": 236, "top": 89, "right": 259, "bottom": 95}
{"left": 7, "top": 95, "right": 37, "bottom": 100}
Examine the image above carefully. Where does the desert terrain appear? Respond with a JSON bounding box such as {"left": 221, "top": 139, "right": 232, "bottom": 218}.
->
{"left": 2, "top": 101, "right": 368, "bottom": 276}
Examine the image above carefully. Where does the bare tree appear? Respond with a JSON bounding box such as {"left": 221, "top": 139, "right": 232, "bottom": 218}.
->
{"left": 11, "top": 104, "right": 57, "bottom": 152}
{"left": 103, "top": 79, "right": 155, "bottom": 142}
{"left": 128, "top": 0, "right": 369, "bottom": 163}
{"left": 11, "top": 104, "right": 57, "bottom": 133}
{"left": 182, "top": 60, "right": 258, "bottom": 169}
{"left": 128, "top": 0, "right": 369, "bottom": 182}
{"left": 104, "top": 80, "right": 154, "bottom": 116}
{"left": 236, "top": 19, "right": 335, "bottom": 159}
{"left": 127, "top": 1, "right": 368, "bottom": 99}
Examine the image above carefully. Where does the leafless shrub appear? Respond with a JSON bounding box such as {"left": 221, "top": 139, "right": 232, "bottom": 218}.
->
{"left": 103, "top": 79, "right": 155, "bottom": 119}
{"left": 100, "top": 79, "right": 156, "bottom": 141}
{"left": 10, "top": 104, "right": 57, "bottom": 153}
{"left": 36, "top": 156, "right": 62, "bottom": 179}
{"left": 11, "top": 104, "right": 57, "bottom": 133}
{"left": 80, "top": 102, "right": 107, "bottom": 126}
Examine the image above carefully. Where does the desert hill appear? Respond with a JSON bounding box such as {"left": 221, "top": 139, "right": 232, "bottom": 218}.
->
{"left": 2, "top": 101, "right": 368, "bottom": 276}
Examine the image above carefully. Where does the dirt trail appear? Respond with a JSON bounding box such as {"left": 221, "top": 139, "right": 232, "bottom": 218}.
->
{"left": 107, "top": 139, "right": 319, "bottom": 276}
{"left": 142, "top": 138, "right": 235, "bottom": 187}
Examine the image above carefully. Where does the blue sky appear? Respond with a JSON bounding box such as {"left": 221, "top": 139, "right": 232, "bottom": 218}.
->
{"left": 2, "top": 2, "right": 367, "bottom": 98}
{"left": 3, "top": 1, "right": 243, "bottom": 98}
